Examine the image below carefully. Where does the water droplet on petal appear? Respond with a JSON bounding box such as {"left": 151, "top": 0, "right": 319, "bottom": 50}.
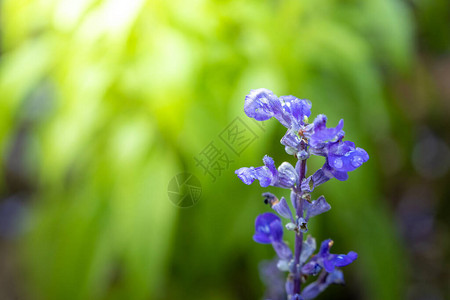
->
{"left": 351, "top": 156, "right": 363, "bottom": 168}
{"left": 334, "top": 157, "right": 343, "bottom": 169}
{"left": 261, "top": 225, "right": 270, "bottom": 234}
{"left": 335, "top": 255, "right": 345, "bottom": 263}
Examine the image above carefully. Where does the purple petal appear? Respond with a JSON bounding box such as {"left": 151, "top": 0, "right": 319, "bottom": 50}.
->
{"left": 285, "top": 146, "right": 298, "bottom": 156}
{"left": 311, "top": 168, "right": 331, "bottom": 187}
{"left": 300, "top": 176, "right": 313, "bottom": 193}
{"left": 235, "top": 167, "right": 256, "bottom": 185}
{"left": 272, "top": 197, "right": 294, "bottom": 221}
{"left": 269, "top": 96, "right": 293, "bottom": 128}
{"left": 276, "top": 162, "right": 297, "bottom": 188}
{"left": 323, "top": 252, "right": 357, "bottom": 272}
{"left": 280, "top": 96, "right": 312, "bottom": 128}
{"left": 254, "top": 166, "right": 274, "bottom": 187}
{"left": 236, "top": 156, "right": 280, "bottom": 187}
{"left": 269, "top": 219, "right": 284, "bottom": 242}
{"left": 286, "top": 276, "right": 294, "bottom": 297}
{"left": 301, "top": 199, "right": 311, "bottom": 217}
{"left": 291, "top": 294, "right": 304, "bottom": 300}
{"left": 327, "top": 140, "right": 354, "bottom": 156}
{"left": 290, "top": 190, "right": 298, "bottom": 210}
{"left": 259, "top": 259, "right": 286, "bottom": 299}
{"left": 300, "top": 236, "right": 317, "bottom": 265}
{"left": 244, "top": 88, "right": 277, "bottom": 121}
{"left": 254, "top": 213, "right": 284, "bottom": 244}
{"left": 310, "top": 115, "right": 344, "bottom": 148}
{"left": 295, "top": 159, "right": 305, "bottom": 186}
{"left": 290, "top": 98, "right": 312, "bottom": 123}
{"left": 253, "top": 232, "right": 272, "bottom": 244}
{"left": 333, "top": 251, "right": 358, "bottom": 268}
{"left": 318, "top": 239, "right": 333, "bottom": 256}
{"left": 323, "top": 256, "right": 337, "bottom": 272}
{"left": 326, "top": 269, "right": 345, "bottom": 285}
{"left": 281, "top": 129, "right": 302, "bottom": 149}
{"left": 263, "top": 155, "right": 278, "bottom": 178}
{"left": 301, "top": 260, "right": 322, "bottom": 276}
{"left": 322, "top": 160, "right": 349, "bottom": 181}
{"left": 316, "top": 239, "right": 357, "bottom": 272}
{"left": 272, "top": 241, "right": 293, "bottom": 260}
{"left": 305, "top": 196, "right": 331, "bottom": 220}
{"left": 302, "top": 168, "right": 332, "bottom": 193}
{"left": 255, "top": 213, "right": 281, "bottom": 229}
{"left": 301, "top": 279, "right": 327, "bottom": 300}
{"left": 301, "top": 269, "right": 345, "bottom": 300}
{"left": 328, "top": 144, "right": 369, "bottom": 173}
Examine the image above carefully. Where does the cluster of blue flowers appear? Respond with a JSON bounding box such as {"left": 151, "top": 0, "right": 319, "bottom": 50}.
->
{"left": 235, "top": 89, "right": 369, "bottom": 300}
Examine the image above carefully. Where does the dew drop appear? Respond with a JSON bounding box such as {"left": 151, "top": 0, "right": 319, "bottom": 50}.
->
{"left": 261, "top": 225, "right": 270, "bottom": 234}
{"left": 351, "top": 156, "right": 363, "bottom": 167}
{"left": 335, "top": 255, "right": 345, "bottom": 264}
{"left": 334, "top": 157, "right": 343, "bottom": 169}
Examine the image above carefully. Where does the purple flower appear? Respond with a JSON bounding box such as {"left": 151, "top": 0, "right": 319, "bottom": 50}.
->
{"left": 318, "top": 239, "right": 357, "bottom": 273}
{"left": 277, "top": 162, "right": 298, "bottom": 188}
{"left": 273, "top": 197, "right": 294, "bottom": 221}
{"left": 253, "top": 212, "right": 284, "bottom": 244}
{"left": 301, "top": 169, "right": 331, "bottom": 193}
{"left": 281, "top": 129, "right": 303, "bottom": 155}
{"left": 253, "top": 213, "right": 293, "bottom": 260}
{"left": 301, "top": 269, "right": 345, "bottom": 300}
{"left": 300, "top": 236, "right": 317, "bottom": 265}
{"left": 235, "top": 155, "right": 277, "bottom": 187}
{"left": 279, "top": 95, "right": 312, "bottom": 129}
{"left": 263, "top": 193, "right": 294, "bottom": 221}
{"left": 302, "top": 115, "right": 369, "bottom": 182}
{"left": 272, "top": 241, "right": 293, "bottom": 260}
{"left": 244, "top": 89, "right": 311, "bottom": 130}
{"left": 259, "top": 259, "right": 287, "bottom": 300}
{"left": 244, "top": 88, "right": 278, "bottom": 121}
{"left": 322, "top": 158, "right": 349, "bottom": 181}
{"left": 290, "top": 190, "right": 298, "bottom": 210}
{"left": 317, "top": 141, "right": 369, "bottom": 181}
{"left": 301, "top": 239, "right": 357, "bottom": 275}
{"left": 235, "top": 156, "right": 298, "bottom": 188}
{"left": 309, "top": 115, "right": 344, "bottom": 149}
{"left": 303, "top": 196, "right": 331, "bottom": 221}
{"left": 327, "top": 141, "right": 369, "bottom": 173}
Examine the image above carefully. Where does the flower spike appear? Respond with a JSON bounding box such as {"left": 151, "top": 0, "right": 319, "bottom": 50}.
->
{"left": 236, "top": 89, "right": 367, "bottom": 299}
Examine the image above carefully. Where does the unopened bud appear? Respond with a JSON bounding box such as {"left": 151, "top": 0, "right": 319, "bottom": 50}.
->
{"left": 285, "top": 222, "right": 296, "bottom": 231}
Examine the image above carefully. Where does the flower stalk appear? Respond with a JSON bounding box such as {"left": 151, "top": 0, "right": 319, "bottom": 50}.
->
{"left": 293, "top": 153, "right": 307, "bottom": 295}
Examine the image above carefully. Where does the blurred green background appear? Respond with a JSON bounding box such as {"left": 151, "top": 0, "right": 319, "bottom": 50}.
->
{"left": 1, "top": 0, "right": 449, "bottom": 300}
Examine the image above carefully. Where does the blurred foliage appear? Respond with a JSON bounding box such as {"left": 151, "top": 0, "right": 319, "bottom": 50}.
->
{"left": 0, "top": 0, "right": 431, "bottom": 299}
